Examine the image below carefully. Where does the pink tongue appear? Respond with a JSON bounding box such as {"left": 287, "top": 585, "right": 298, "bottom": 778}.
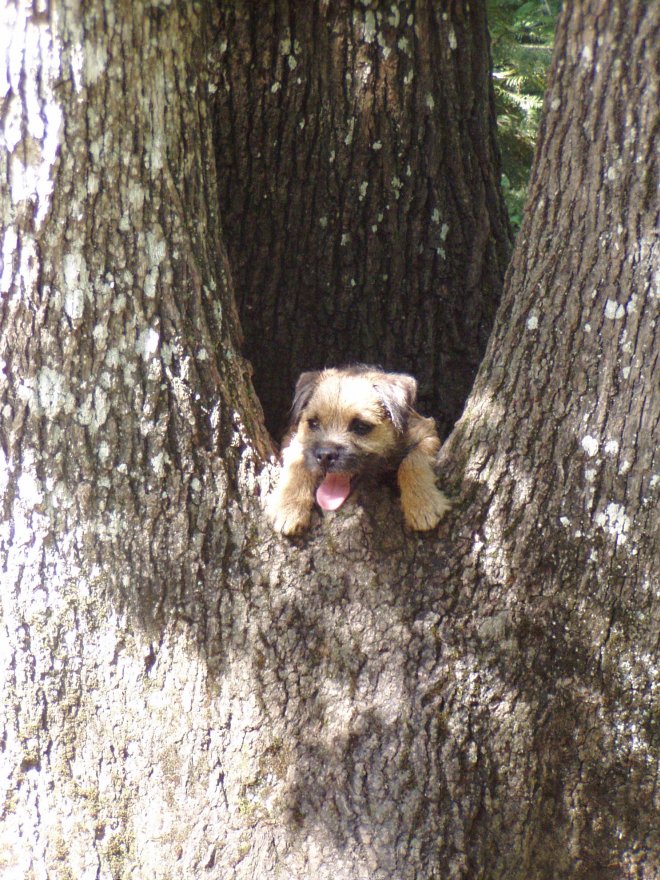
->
{"left": 316, "top": 473, "right": 352, "bottom": 511}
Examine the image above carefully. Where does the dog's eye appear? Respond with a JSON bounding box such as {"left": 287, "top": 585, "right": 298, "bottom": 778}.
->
{"left": 307, "top": 417, "right": 320, "bottom": 431}
{"left": 349, "top": 418, "right": 374, "bottom": 436}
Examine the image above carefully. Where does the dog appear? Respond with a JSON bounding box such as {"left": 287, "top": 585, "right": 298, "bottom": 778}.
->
{"left": 266, "top": 366, "right": 451, "bottom": 535}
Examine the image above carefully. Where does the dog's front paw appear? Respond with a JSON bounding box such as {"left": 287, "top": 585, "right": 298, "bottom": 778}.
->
{"left": 267, "top": 493, "right": 312, "bottom": 536}
{"left": 402, "top": 485, "right": 452, "bottom": 531}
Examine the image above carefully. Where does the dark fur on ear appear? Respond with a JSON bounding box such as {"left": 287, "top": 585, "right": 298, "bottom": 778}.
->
{"left": 373, "top": 373, "right": 418, "bottom": 433}
{"left": 289, "top": 371, "right": 322, "bottom": 427}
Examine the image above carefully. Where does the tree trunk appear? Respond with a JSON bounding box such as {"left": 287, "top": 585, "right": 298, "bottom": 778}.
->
{"left": 211, "top": 0, "right": 512, "bottom": 438}
{"left": 437, "top": 2, "right": 660, "bottom": 874}
{"left": 1, "top": 2, "right": 657, "bottom": 880}
{"left": 0, "top": 2, "right": 266, "bottom": 876}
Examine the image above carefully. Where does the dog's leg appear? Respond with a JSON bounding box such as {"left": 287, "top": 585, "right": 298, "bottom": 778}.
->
{"left": 397, "top": 417, "right": 451, "bottom": 530}
{"left": 267, "top": 437, "right": 317, "bottom": 535}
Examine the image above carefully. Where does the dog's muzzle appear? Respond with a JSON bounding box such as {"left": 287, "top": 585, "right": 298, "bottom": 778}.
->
{"left": 313, "top": 444, "right": 343, "bottom": 470}
{"left": 307, "top": 443, "right": 354, "bottom": 511}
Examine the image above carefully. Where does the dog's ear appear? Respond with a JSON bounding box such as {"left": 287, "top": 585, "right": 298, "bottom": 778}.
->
{"left": 290, "top": 371, "right": 322, "bottom": 426}
{"left": 374, "top": 373, "right": 418, "bottom": 433}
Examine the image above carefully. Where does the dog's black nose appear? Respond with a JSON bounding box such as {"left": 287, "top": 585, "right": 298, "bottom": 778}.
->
{"left": 314, "top": 445, "right": 341, "bottom": 468}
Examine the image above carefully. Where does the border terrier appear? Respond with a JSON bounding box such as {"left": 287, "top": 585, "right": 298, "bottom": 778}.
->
{"left": 267, "top": 365, "right": 451, "bottom": 535}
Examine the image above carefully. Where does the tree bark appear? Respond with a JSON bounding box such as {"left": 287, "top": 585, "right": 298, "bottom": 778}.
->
{"left": 0, "top": 2, "right": 658, "bottom": 880}
{"left": 211, "top": 0, "right": 512, "bottom": 438}
{"left": 0, "top": 2, "right": 267, "bottom": 876}
{"left": 436, "top": 2, "right": 660, "bottom": 874}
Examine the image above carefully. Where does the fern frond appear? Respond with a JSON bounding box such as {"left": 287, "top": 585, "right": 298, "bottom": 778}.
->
{"left": 487, "top": 0, "right": 560, "bottom": 232}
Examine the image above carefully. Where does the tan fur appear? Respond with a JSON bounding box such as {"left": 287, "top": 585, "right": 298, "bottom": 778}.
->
{"left": 267, "top": 367, "right": 451, "bottom": 535}
{"left": 397, "top": 415, "right": 451, "bottom": 530}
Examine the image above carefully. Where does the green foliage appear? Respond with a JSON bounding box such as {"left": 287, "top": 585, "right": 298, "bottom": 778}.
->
{"left": 487, "top": 0, "right": 561, "bottom": 232}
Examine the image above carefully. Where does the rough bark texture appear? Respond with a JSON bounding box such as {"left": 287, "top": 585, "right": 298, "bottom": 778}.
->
{"left": 0, "top": 2, "right": 267, "bottom": 876}
{"left": 440, "top": 2, "right": 660, "bottom": 873}
{"left": 212, "top": 0, "right": 512, "bottom": 438}
{"left": 1, "top": 2, "right": 658, "bottom": 880}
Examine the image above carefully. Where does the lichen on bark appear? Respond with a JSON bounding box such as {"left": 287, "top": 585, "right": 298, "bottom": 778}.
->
{"left": 0, "top": 2, "right": 658, "bottom": 879}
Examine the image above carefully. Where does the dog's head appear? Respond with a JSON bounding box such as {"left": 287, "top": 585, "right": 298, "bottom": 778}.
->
{"left": 288, "top": 366, "right": 418, "bottom": 510}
